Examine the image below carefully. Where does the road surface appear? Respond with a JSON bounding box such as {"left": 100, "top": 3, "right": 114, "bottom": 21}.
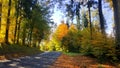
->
{"left": 0, "top": 52, "right": 61, "bottom": 68}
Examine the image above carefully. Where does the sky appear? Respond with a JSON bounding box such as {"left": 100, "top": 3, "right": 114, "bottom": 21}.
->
{"left": 102, "top": 1, "right": 114, "bottom": 35}
{"left": 50, "top": 0, "right": 114, "bottom": 35}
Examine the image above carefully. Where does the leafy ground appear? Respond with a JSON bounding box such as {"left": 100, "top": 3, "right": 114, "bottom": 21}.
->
{"left": 0, "top": 44, "right": 42, "bottom": 60}
{"left": 50, "top": 53, "right": 118, "bottom": 68}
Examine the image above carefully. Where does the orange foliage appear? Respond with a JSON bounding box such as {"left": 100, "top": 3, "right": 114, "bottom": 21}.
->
{"left": 54, "top": 21, "right": 68, "bottom": 40}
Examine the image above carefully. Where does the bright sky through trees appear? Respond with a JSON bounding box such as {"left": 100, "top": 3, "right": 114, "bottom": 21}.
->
{"left": 51, "top": 0, "right": 114, "bottom": 35}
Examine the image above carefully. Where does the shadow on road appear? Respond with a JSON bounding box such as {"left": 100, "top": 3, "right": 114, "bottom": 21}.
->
{"left": 0, "top": 52, "right": 61, "bottom": 68}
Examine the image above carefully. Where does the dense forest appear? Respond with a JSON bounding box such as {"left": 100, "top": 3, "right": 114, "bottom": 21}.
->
{"left": 0, "top": 0, "right": 120, "bottom": 64}
{"left": 0, "top": 0, "right": 51, "bottom": 45}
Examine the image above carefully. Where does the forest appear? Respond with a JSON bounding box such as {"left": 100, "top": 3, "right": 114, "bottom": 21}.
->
{"left": 0, "top": 0, "right": 120, "bottom": 67}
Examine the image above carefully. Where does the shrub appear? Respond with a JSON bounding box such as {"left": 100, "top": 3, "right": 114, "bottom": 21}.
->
{"left": 61, "top": 30, "right": 81, "bottom": 52}
{"left": 80, "top": 28, "right": 93, "bottom": 55}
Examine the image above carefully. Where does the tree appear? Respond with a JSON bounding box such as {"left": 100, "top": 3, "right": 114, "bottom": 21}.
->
{"left": 14, "top": 0, "right": 22, "bottom": 44}
{"left": 88, "top": 0, "right": 92, "bottom": 40}
{"left": 0, "top": 3, "right": 2, "bottom": 30}
{"left": 76, "top": 2, "right": 81, "bottom": 30}
{"left": 82, "top": 13, "right": 88, "bottom": 28}
{"left": 16, "top": 17, "right": 22, "bottom": 44}
{"left": 98, "top": 0, "right": 106, "bottom": 34}
{"left": 53, "top": 21, "right": 68, "bottom": 41}
{"left": 61, "top": 24, "right": 81, "bottom": 52}
{"left": 13, "top": 0, "right": 51, "bottom": 46}
{"left": 4, "top": 0, "right": 12, "bottom": 44}
{"left": 112, "top": 0, "right": 120, "bottom": 59}
{"left": 14, "top": 0, "right": 19, "bottom": 43}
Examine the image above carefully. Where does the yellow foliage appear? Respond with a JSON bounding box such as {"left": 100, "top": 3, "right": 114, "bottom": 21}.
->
{"left": 69, "top": 24, "right": 78, "bottom": 32}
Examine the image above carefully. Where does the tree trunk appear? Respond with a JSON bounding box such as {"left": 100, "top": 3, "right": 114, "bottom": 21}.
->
{"left": 5, "top": 0, "right": 11, "bottom": 44}
{"left": 76, "top": 16, "right": 80, "bottom": 29}
{"left": 14, "top": 18, "right": 18, "bottom": 44}
{"left": 0, "top": 3, "right": 2, "bottom": 30}
{"left": 98, "top": 0, "right": 106, "bottom": 34}
{"left": 16, "top": 18, "right": 21, "bottom": 44}
{"left": 88, "top": 0, "right": 92, "bottom": 40}
{"left": 29, "top": 21, "right": 35, "bottom": 46}
{"left": 22, "top": 23, "right": 27, "bottom": 45}
{"left": 14, "top": 0, "right": 19, "bottom": 43}
{"left": 76, "top": 2, "right": 81, "bottom": 30}
{"left": 112, "top": 0, "right": 120, "bottom": 59}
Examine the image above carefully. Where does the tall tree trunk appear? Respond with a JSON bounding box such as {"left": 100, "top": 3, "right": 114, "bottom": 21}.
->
{"left": 14, "top": 0, "right": 19, "bottom": 43}
{"left": 22, "top": 23, "right": 27, "bottom": 45}
{"left": 112, "top": 0, "right": 120, "bottom": 59}
{"left": 76, "top": 2, "right": 81, "bottom": 30}
{"left": 29, "top": 21, "right": 35, "bottom": 46}
{"left": 16, "top": 18, "right": 21, "bottom": 44}
{"left": 0, "top": 3, "right": 2, "bottom": 30}
{"left": 76, "top": 16, "right": 80, "bottom": 29}
{"left": 98, "top": 0, "right": 106, "bottom": 34}
{"left": 14, "top": 17, "right": 18, "bottom": 44}
{"left": 5, "top": 0, "right": 11, "bottom": 44}
{"left": 88, "top": 0, "right": 92, "bottom": 40}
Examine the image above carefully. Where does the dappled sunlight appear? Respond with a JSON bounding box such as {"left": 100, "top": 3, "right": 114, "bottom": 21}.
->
{"left": 34, "top": 56, "right": 41, "bottom": 59}
{"left": 0, "top": 59, "right": 11, "bottom": 62}
{"left": 9, "top": 62, "right": 19, "bottom": 67}
{"left": 0, "top": 52, "right": 61, "bottom": 68}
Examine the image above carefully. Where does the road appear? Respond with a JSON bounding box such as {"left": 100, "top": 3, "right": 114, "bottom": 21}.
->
{"left": 0, "top": 52, "right": 61, "bottom": 68}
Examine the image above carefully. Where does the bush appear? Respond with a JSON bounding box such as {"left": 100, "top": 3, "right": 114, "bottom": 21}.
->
{"left": 61, "top": 30, "right": 81, "bottom": 52}
{"left": 80, "top": 28, "right": 93, "bottom": 55}
{"left": 80, "top": 28, "right": 117, "bottom": 63}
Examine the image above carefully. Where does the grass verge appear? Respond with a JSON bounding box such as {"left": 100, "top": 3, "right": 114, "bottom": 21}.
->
{"left": 0, "top": 44, "right": 42, "bottom": 59}
{"left": 63, "top": 52, "right": 83, "bottom": 56}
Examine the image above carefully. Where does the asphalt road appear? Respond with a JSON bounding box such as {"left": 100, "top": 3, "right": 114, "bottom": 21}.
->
{"left": 0, "top": 51, "right": 61, "bottom": 68}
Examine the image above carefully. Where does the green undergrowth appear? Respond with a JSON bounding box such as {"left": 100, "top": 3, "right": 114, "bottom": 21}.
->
{"left": 0, "top": 44, "right": 42, "bottom": 56}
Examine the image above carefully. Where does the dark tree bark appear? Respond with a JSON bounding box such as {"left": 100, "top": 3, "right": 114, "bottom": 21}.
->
{"left": 98, "top": 0, "right": 106, "bottom": 34}
{"left": 5, "top": 0, "right": 11, "bottom": 44}
{"left": 82, "top": 13, "right": 88, "bottom": 28}
{"left": 22, "top": 23, "right": 27, "bottom": 45}
{"left": 29, "top": 22, "right": 34, "bottom": 46}
{"left": 76, "top": 2, "right": 81, "bottom": 30}
{"left": 14, "top": 17, "right": 18, "bottom": 43}
{"left": 14, "top": 0, "right": 19, "bottom": 43}
{"left": 112, "top": 0, "right": 120, "bottom": 59}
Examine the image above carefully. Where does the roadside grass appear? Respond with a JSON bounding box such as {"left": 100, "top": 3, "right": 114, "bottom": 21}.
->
{"left": 0, "top": 44, "right": 42, "bottom": 59}
{"left": 63, "top": 52, "right": 83, "bottom": 56}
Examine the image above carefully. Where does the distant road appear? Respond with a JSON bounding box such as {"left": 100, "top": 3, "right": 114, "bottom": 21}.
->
{"left": 0, "top": 51, "right": 61, "bottom": 68}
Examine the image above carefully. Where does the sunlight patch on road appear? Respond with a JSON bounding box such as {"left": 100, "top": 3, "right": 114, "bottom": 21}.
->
{"left": 9, "top": 62, "right": 19, "bottom": 67}
{"left": 0, "top": 59, "right": 11, "bottom": 62}
{"left": 34, "top": 57, "right": 41, "bottom": 59}
{"left": 18, "top": 66, "right": 25, "bottom": 68}
{"left": 9, "top": 63, "right": 17, "bottom": 67}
